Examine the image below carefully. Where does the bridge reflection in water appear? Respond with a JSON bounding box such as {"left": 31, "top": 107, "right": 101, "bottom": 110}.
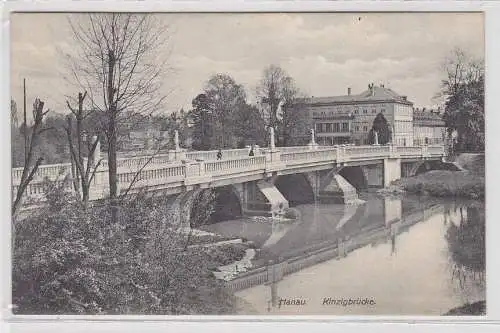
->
{"left": 204, "top": 195, "right": 485, "bottom": 315}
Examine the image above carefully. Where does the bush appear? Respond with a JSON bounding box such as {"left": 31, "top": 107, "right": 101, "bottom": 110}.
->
{"left": 206, "top": 243, "right": 247, "bottom": 267}
{"left": 12, "top": 189, "right": 239, "bottom": 315}
{"left": 283, "top": 207, "right": 301, "bottom": 220}
{"left": 400, "top": 170, "right": 484, "bottom": 200}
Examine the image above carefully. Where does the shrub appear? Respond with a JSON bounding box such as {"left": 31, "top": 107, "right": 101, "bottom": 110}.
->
{"left": 12, "top": 188, "right": 238, "bottom": 315}
{"left": 400, "top": 170, "right": 484, "bottom": 200}
{"left": 283, "top": 207, "right": 301, "bottom": 220}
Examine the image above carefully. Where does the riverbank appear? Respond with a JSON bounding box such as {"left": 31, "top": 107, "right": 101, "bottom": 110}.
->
{"left": 391, "top": 170, "right": 484, "bottom": 200}
{"left": 444, "top": 300, "right": 486, "bottom": 316}
{"left": 381, "top": 152, "right": 485, "bottom": 200}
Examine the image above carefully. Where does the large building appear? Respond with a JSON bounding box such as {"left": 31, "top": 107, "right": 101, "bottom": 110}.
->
{"left": 413, "top": 107, "right": 446, "bottom": 145}
{"left": 304, "top": 84, "right": 415, "bottom": 146}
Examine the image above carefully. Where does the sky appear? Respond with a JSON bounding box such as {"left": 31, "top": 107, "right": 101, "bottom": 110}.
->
{"left": 10, "top": 12, "right": 484, "bottom": 115}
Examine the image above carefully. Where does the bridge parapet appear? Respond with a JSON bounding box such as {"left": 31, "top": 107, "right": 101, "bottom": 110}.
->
{"left": 13, "top": 144, "right": 446, "bottom": 206}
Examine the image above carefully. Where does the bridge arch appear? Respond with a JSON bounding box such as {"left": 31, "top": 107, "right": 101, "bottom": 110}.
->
{"left": 338, "top": 166, "right": 368, "bottom": 190}
{"left": 274, "top": 173, "right": 315, "bottom": 206}
{"left": 190, "top": 185, "right": 243, "bottom": 226}
{"left": 407, "top": 160, "right": 461, "bottom": 177}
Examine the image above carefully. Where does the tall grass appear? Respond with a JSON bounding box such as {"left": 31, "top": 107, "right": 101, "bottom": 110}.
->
{"left": 397, "top": 170, "right": 484, "bottom": 200}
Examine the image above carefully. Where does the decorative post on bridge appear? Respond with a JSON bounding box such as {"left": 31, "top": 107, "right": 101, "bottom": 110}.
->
{"left": 389, "top": 125, "right": 397, "bottom": 157}
{"left": 169, "top": 129, "right": 186, "bottom": 161}
{"left": 307, "top": 128, "right": 318, "bottom": 150}
{"left": 265, "top": 127, "right": 283, "bottom": 174}
{"left": 270, "top": 127, "right": 276, "bottom": 150}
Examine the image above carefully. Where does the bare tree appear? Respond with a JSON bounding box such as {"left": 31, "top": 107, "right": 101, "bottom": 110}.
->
{"left": 257, "top": 65, "right": 295, "bottom": 130}
{"left": 65, "top": 91, "right": 103, "bottom": 208}
{"left": 12, "top": 82, "right": 50, "bottom": 217}
{"left": 65, "top": 13, "right": 171, "bottom": 212}
{"left": 440, "top": 47, "right": 484, "bottom": 98}
{"left": 11, "top": 99, "right": 19, "bottom": 129}
{"left": 257, "top": 65, "right": 305, "bottom": 146}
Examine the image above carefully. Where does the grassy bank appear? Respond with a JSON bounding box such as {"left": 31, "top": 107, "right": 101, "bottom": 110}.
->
{"left": 443, "top": 301, "right": 486, "bottom": 316}
{"left": 394, "top": 170, "right": 484, "bottom": 200}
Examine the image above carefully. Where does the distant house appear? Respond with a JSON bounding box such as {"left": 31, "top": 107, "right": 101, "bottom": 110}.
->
{"left": 413, "top": 108, "right": 446, "bottom": 145}
{"left": 300, "top": 84, "right": 414, "bottom": 146}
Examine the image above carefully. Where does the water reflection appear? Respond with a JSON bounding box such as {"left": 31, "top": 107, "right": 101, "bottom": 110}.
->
{"left": 231, "top": 195, "right": 485, "bottom": 315}
{"left": 444, "top": 202, "right": 486, "bottom": 290}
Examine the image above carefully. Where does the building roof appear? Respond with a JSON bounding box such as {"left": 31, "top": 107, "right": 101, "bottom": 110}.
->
{"left": 299, "top": 85, "right": 413, "bottom": 106}
{"left": 413, "top": 109, "right": 446, "bottom": 127}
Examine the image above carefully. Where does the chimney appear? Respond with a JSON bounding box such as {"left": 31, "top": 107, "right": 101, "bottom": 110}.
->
{"left": 347, "top": 87, "right": 351, "bottom": 96}
{"left": 370, "top": 83, "right": 375, "bottom": 96}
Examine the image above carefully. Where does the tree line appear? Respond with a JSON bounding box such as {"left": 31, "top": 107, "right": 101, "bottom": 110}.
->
{"left": 440, "top": 48, "right": 484, "bottom": 153}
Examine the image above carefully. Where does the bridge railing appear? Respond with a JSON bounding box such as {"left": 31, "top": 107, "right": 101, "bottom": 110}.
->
{"left": 12, "top": 163, "right": 73, "bottom": 185}
{"left": 427, "top": 145, "right": 445, "bottom": 156}
{"left": 395, "top": 146, "right": 423, "bottom": 156}
{"left": 205, "top": 156, "right": 266, "bottom": 176}
{"left": 345, "top": 145, "right": 391, "bottom": 158}
{"left": 185, "top": 148, "right": 255, "bottom": 161}
{"left": 280, "top": 148, "right": 337, "bottom": 164}
{"left": 116, "top": 164, "right": 186, "bottom": 190}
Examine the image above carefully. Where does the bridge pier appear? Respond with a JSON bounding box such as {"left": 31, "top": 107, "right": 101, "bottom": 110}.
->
{"left": 383, "top": 158, "right": 402, "bottom": 187}
{"left": 241, "top": 180, "right": 289, "bottom": 218}
{"left": 316, "top": 170, "right": 359, "bottom": 205}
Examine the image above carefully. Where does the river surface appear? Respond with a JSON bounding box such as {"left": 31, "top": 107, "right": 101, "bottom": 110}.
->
{"left": 201, "top": 193, "right": 485, "bottom": 315}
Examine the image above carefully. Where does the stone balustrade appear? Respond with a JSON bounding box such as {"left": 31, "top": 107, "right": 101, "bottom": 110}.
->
{"left": 12, "top": 144, "right": 445, "bottom": 204}
{"left": 205, "top": 156, "right": 266, "bottom": 176}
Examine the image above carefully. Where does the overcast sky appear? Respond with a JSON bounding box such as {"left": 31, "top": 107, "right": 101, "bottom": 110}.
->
{"left": 10, "top": 12, "right": 484, "bottom": 114}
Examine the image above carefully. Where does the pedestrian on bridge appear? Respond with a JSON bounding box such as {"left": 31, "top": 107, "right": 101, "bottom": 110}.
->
{"left": 249, "top": 145, "right": 255, "bottom": 157}
{"left": 217, "top": 149, "right": 222, "bottom": 160}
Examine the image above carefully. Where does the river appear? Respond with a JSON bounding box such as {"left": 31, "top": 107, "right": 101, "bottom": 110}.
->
{"left": 201, "top": 193, "right": 485, "bottom": 315}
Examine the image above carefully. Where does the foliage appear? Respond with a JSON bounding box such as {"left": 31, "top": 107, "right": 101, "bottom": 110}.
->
{"left": 189, "top": 74, "right": 267, "bottom": 150}
{"left": 12, "top": 186, "right": 239, "bottom": 315}
{"left": 66, "top": 13, "right": 171, "bottom": 201}
{"left": 368, "top": 113, "right": 391, "bottom": 145}
{"left": 204, "top": 73, "right": 247, "bottom": 148}
{"left": 190, "top": 189, "right": 217, "bottom": 228}
{"left": 283, "top": 207, "right": 301, "bottom": 220}
{"left": 440, "top": 48, "right": 484, "bottom": 152}
{"left": 189, "top": 93, "right": 215, "bottom": 150}
{"left": 445, "top": 203, "right": 485, "bottom": 274}
{"left": 397, "top": 170, "right": 484, "bottom": 200}
{"left": 206, "top": 244, "right": 248, "bottom": 268}
{"left": 232, "top": 103, "right": 267, "bottom": 148}
{"left": 257, "top": 65, "right": 308, "bottom": 146}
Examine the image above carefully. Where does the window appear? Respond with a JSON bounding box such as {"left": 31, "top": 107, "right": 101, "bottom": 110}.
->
{"left": 355, "top": 126, "right": 360, "bottom": 131}
{"left": 354, "top": 109, "right": 359, "bottom": 114}
{"left": 363, "top": 126, "right": 368, "bottom": 132}
{"left": 372, "top": 108, "right": 377, "bottom": 114}
{"left": 326, "top": 123, "right": 332, "bottom": 132}
{"left": 342, "top": 122, "right": 349, "bottom": 132}
{"left": 333, "top": 123, "right": 340, "bottom": 132}
{"left": 316, "top": 123, "right": 322, "bottom": 133}
{"left": 381, "top": 108, "right": 386, "bottom": 113}
{"left": 363, "top": 109, "right": 368, "bottom": 114}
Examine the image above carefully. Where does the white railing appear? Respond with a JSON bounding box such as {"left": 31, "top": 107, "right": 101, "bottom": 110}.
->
{"left": 205, "top": 156, "right": 266, "bottom": 176}
{"left": 281, "top": 149, "right": 337, "bottom": 163}
{"left": 396, "top": 146, "right": 423, "bottom": 156}
{"left": 428, "top": 145, "right": 445, "bottom": 156}
{"left": 12, "top": 163, "right": 73, "bottom": 184}
{"left": 117, "top": 164, "right": 186, "bottom": 190}
{"left": 186, "top": 148, "right": 253, "bottom": 161}
{"left": 345, "top": 145, "right": 391, "bottom": 158}
{"left": 13, "top": 144, "right": 445, "bottom": 204}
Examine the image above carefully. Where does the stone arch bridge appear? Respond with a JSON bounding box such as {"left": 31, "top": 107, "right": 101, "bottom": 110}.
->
{"left": 13, "top": 143, "right": 447, "bottom": 227}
